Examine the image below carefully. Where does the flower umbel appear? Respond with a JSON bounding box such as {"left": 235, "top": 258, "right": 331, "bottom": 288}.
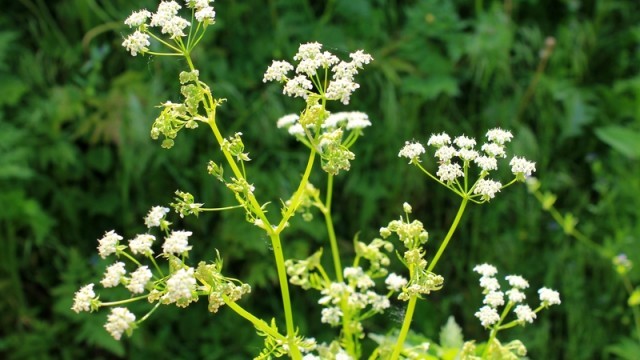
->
{"left": 402, "top": 128, "right": 535, "bottom": 203}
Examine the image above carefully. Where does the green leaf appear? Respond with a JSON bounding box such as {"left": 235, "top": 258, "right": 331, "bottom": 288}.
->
{"left": 606, "top": 337, "right": 640, "bottom": 359}
{"left": 594, "top": 125, "right": 640, "bottom": 159}
{"left": 439, "top": 316, "right": 464, "bottom": 350}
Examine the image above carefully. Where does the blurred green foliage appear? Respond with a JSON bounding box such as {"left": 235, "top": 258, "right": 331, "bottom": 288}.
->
{"left": 1, "top": 0, "right": 639, "bottom": 358}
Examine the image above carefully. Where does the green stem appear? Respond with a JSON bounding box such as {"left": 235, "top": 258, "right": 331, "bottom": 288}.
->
{"left": 268, "top": 232, "right": 303, "bottom": 359}
{"left": 323, "top": 174, "right": 343, "bottom": 282}
{"left": 389, "top": 296, "right": 417, "bottom": 360}
{"left": 223, "top": 295, "right": 288, "bottom": 342}
{"left": 100, "top": 294, "right": 149, "bottom": 307}
{"left": 183, "top": 49, "right": 305, "bottom": 358}
{"left": 428, "top": 197, "right": 469, "bottom": 272}
{"left": 276, "top": 148, "right": 317, "bottom": 233}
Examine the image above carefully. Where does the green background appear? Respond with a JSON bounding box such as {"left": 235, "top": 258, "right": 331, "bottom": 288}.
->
{"left": 1, "top": 0, "right": 639, "bottom": 358}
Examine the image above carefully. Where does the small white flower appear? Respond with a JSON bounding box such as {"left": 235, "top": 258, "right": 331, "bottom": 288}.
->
{"left": 514, "top": 304, "right": 536, "bottom": 324}
{"left": 349, "top": 50, "right": 373, "bottom": 67}
{"left": 385, "top": 273, "right": 408, "bottom": 292}
{"left": 324, "top": 111, "right": 371, "bottom": 130}
{"left": 479, "top": 276, "right": 501, "bottom": 292}
{"left": 474, "top": 156, "right": 498, "bottom": 171}
{"left": 125, "top": 10, "right": 152, "bottom": 27}
{"left": 276, "top": 114, "right": 300, "bottom": 128}
{"left": 510, "top": 157, "right": 536, "bottom": 177}
{"left": 434, "top": 146, "right": 457, "bottom": 162}
{"left": 296, "top": 58, "right": 323, "bottom": 76}
{"left": 264, "top": 60, "right": 294, "bottom": 83}
{"left": 505, "top": 275, "right": 530, "bottom": 289}
{"left": 398, "top": 141, "right": 426, "bottom": 162}
{"left": 72, "top": 284, "right": 96, "bottom": 313}
{"left": 427, "top": 132, "right": 451, "bottom": 147}
{"left": 283, "top": 75, "right": 313, "bottom": 98}
{"left": 162, "top": 267, "right": 197, "bottom": 304}
{"left": 126, "top": 266, "right": 153, "bottom": 294}
{"left": 454, "top": 135, "right": 476, "bottom": 149}
{"left": 97, "top": 230, "right": 122, "bottom": 259}
{"left": 343, "top": 266, "right": 363, "bottom": 280}
{"left": 486, "top": 128, "right": 513, "bottom": 144}
{"left": 162, "top": 230, "right": 193, "bottom": 255}
{"left": 473, "top": 179, "right": 502, "bottom": 200}
{"left": 473, "top": 263, "right": 498, "bottom": 277}
{"left": 403, "top": 202, "right": 412, "bottom": 214}
{"left": 436, "top": 163, "right": 464, "bottom": 182}
{"left": 331, "top": 61, "right": 358, "bottom": 81}
{"left": 457, "top": 148, "right": 479, "bottom": 161}
{"left": 475, "top": 305, "right": 500, "bottom": 327}
{"left": 160, "top": 16, "right": 190, "bottom": 38}
{"left": 538, "top": 287, "right": 561, "bottom": 306}
{"left": 368, "top": 292, "right": 391, "bottom": 312}
{"left": 325, "top": 78, "right": 359, "bottom": 104}
{"left": 484, "top": 290, "right": 505, "bottom": 308}
{"left": 506, "top": 288, "right": 527, "bottom": 303}
{"left": 150, "top": 1, "right": 181, "bottom": 27}
{"left": 195, "top": 6, "right": 216, "bottom": 23}
{"left": 294, "top": 42, "right": 323, "bottom": 61}
{"left": 303, "top": 355, "right": 320, "bottom": 360}
{"left": 481, "top": 142, "right": 506, "bottom": 158}
{"left": 320, "top": 306, "right": 343, "bottom": 326}
{"left": 104, "top": 307, "right": 136, "bottom": 340}
{"left": 144, "top": 206, "right": 169, "bottom": 228}
{"left": 344, "top": 112, "right": 372, "bottom": 130}
{"left": 122, "top": 31, "right": 151, "bottom": 56}
{"left": 101, "top": 262, "right": 127, "bottom": 288}
{"left": 288, "top": 124, "right": 305, "bottom": 136}
{"left": 187, "top": 0, "right": 212, "bottom": 10}
{"left": 129, "top": 234, "right": 155, "bottom": 256}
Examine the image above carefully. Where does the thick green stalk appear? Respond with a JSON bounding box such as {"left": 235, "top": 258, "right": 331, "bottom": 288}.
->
{"left": 323, "top": 174, "right": 343, "bottom": 281}
{"left": 428, "top": 197, "right": 468, "bottom": 272}
{"left": 388, "top": 296, "right": 417, "bottom": 359}
{"left": 269, "top": 231, "right": 302, "bottom": 359}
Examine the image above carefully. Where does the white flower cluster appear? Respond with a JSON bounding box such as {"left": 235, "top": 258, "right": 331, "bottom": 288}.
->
{"left": 104, "top": 307, "right": 136, "bottom": 340}
{"left": 162, "top": 230, "right": 193, "bottom": 255}
{"left": 144, "top": 206, "right": 170, "bottom": 228}
{"left": 122, "top": 1, "right": 216, "bottom": 56}
{"left": 71, "top": 284, "right": 97, "bottom": 313}
{"left": 398, "top": 128, "right": 536, "bottom": 200}
{"left": 101, "top": 262, "right": 127, "bottom": 288}
{"left": 126, "top": 266, "right": 153, "bottom": 294}
{"left": 318, "top": 270, "right": 390, "bottom": 327}
{"left": 276, "top": 111, "right": 372, "bottom": 138}
{"left": 97, "top": 230, "right": 123, "bottom": 259}
{"left": 472, "top": 263, "right": 560, "bottom": 329}
{"left": 264, "top": 42, "right": 373, "bottom": 105}
{"left": 159, "top": 267, "right": 198, "bottom": 307}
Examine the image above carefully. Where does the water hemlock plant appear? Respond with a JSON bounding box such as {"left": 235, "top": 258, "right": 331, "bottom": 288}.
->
{"left": 73, "top": 1, "right": 560, "bottom": 358}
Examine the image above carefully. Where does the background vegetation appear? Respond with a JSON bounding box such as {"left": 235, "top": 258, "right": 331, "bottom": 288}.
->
{"left": 1, "top": 0, "right": 639, "bottom": 358}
